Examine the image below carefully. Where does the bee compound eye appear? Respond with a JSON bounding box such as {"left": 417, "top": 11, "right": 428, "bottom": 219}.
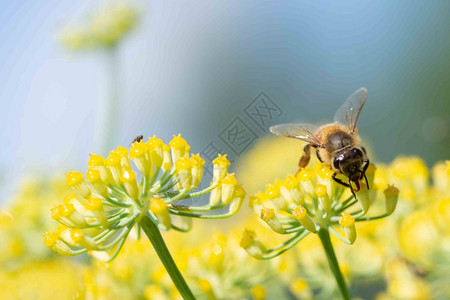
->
{"left": 333, "top": 156, "right": 342, "bottom": 169}
{"left": 351, "top": 148, "right": 363, "bottom": 158}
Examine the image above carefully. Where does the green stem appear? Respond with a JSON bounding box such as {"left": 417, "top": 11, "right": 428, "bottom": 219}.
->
{"left": 96, "top": 45, "right": 120, "bottom": 155}
{"left": 318, "top": 227, "right": 350, "bottom": 300}
{"left": 139, "top": 215, "right": 195, "bottom": 299}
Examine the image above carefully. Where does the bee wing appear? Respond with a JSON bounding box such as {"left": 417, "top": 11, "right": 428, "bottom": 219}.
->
{"left": 333, "top": 87, "right": 368, "bottom": 133}
{"left": 269, "top": 123, "right": 322, "bottom": 147}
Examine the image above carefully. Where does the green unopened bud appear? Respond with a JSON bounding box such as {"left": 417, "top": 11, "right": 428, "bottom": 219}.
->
{"left": 384, "top": 185, "right": 399, "bottom": 215}
{"left": 260, "top": 208, "right": 284, "bottom": 234}
{"left": 240, "top": 229, "right": 266, "bottom": 259}
{"left": 292, "top": 206, "right": 317, "bottom": 233}
{"left": 339, "top": 213, "right": 356, "bottom": 244}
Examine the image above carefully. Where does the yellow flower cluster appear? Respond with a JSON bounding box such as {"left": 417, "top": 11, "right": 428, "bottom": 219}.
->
{"left": 241, "top": 162, "right": 398, "bottom": 259}
{"left": 45, "top": 134, "right": 245, "bottom": 262}
{"left": 59, "top": 0, "right": 139, "bottom": 50}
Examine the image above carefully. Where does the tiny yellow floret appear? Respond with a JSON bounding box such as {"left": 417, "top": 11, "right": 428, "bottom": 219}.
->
{"left": 51, "top": 204, "right": 75, "bottom": 220}
{"left": 147, "top": 135, "right": 163, "bottom": 147}
{"left": 191, "top": 153, "right": 205, "bottom": 167}
{"left": 106, "top": 151, "right": 121, "bottom": 166}
{"left": 129, "top": 142, "right": 149, "bottom": 159}
{"left": 175, "top": 157, "right": 192, "bottom": 170}
{"left": 120, "top": 169, "right": 136, "bottom": 183}
{"left": 315, "top": 184, "right": 328, "bottom": 197}
{"left": 266, "top": 182, "right": 281, "bottom": 198}
{"left": 297, "top": 169, "right": 314, "bottom": 181}
{"left": 88, "top": 153, "right": 104, "bottom": 167}
{"left": 65, "top": 171, "right": 84, "bottom": 186}
{"left": 339, "top": 213, "right": 355, "bottom": 227}
{"left": 292, "top": 206, "right": 307, "bottom": 219}
{"left": 86, "top": 168, "right": 101, "bottom": 183}
{"left": 317, "top": 165, "right": 333, "bottom": 179}
{"left": 71, "top": 228, "right": 84, "bottom": 243}
{"left": 169, "top": 134, "right": 187, "bottom": 149}
{"left": 213, "top": 154, "right": 230, "bottom": 167}
{"left": 44, "top": 232, "right": 58, "bottom": 248}
{"left": 85, "top": 197, "right": 103, "bottom": 210}
{"left": 240, "top": 229, "right": 256, "bottom": 248}
{"left": 115, "top": 146, "right": 129, "bottom": 157}
{"left": 384, "top": 184, "right": 399, "bottom": 197}
{"left": 260, "top": 208, "right": 275, "bottom": 221}
{"left": 222, "top": 173, "right": 238, "bottom": 185}
{"left": 284, "top": 175, "right": 300, "bottom": 189}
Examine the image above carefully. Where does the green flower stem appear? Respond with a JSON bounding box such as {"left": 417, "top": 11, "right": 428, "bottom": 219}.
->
{"left": 318, "top": 227, "right": 351, "bottom": 300}
{"left": 96, "top": 45, "right": 120, "bottom": 155}
{"left": 139, "top": 215, "right": 195, "bottom": 300}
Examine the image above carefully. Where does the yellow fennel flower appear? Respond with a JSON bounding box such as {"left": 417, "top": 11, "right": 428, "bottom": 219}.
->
{"left": 46, "top": 135, "right": 245, "bottom": 262}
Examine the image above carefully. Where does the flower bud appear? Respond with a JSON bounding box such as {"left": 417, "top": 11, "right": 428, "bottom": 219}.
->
{"left": 209, "top": 181, "right": 222, "bottom": 206}
{"left": 280, "top": 175, "right": 302, "bottom": 204}
{"left": 221, "top": 173, "right": 238, "bottom": 205}
{"left": 88, "top": 153, "right": 114, "bottom": 185}
{"left": 260, "top": 207, "right": 284, "bottom": 234}
{"left": 356, "top": 183, "right": 373, "bottom": 213}
{"left": 315, "top": 184, "right": 330, "bottom": 212}
{"left": 213, "top": 154, "right": 230, "bottom": 182}
{"left": 147, "top": 135, "right": 164, "bottom": 169}
{"left": 43, "top": 232, "right": 73, "bottom": 256}
{"left": 84, "top": 196, "right": 108, "bottom": 227}
{"left": 66, "top": 171, "right": 91, "bottom": 198}
{"left": 175, "top": 157, "right": 193, "bottom": 190}
{"left": 229, "top": 185, "right": 245, "bottom": 214}
{"left": 120, "top": 168, "right": 139, "bottom": 199}
{"left": 384, "top": 185, "right": 399, "bottom": 215}
{"left": 161, "top": 144, "right": 172, "bottom": 172}
{"left": 86, "top": 168, "right": 108, "bottom": 197}
{"left": 150, "top": 198, "right": 171, "bottom": 229}
{"left": 292, "top": 206, "right": 317, "bottom": 233}
{"left": 169, "top": 134, "right": 188, "bottom": 164}
{"left": 297, "top": 169, "right": 315, "bottom": 196}
{"left": 240, "top": 229, "right": 266, "bottom": 259}
{"left": 339, "top": 213, "right": 356, "bottom": 244}
{"left": 129, "top": 141, "right": 152, "bottom": 176}
{"left": 190, "top": 154, "right": 205, "bottom": 189}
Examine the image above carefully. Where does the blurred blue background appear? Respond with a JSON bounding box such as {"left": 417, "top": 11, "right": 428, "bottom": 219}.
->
{"left": 1, "top": 0, "right": 449, "bottom": 201}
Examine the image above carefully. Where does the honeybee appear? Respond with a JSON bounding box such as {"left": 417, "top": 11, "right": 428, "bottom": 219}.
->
{"left": 270, "top": 88, "right": 370, "bottom": 197}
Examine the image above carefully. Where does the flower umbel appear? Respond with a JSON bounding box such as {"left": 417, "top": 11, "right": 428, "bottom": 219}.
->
{"left": 46, "top": 134, "right": 245, "bottom": 262}
{"left": 242, "top": 163, "right": 397, "bottom": 252}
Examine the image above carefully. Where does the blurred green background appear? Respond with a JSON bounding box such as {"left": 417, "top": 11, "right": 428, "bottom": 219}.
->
{"left": 0, "top": 1, "right": 449, "bottom": 202}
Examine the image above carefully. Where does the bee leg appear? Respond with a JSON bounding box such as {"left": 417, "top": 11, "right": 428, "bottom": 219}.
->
{"left": 297, "top": 144, "right": 312, "bottom": 174}
{"left": 360, "top": 159, "right": 370, "bottom": 189}
{"left": 332, "top": 172, "right": 351, "bottom": 188}
{"left": 316, "top": 148, "right": 324, "bottom": 163}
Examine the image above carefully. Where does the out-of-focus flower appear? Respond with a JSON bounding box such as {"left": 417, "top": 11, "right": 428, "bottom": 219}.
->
{"left": 0, "top": 259, "right": 85, "bottom": 299}
{"left": 45, "top": 134, "right": 245, "bottom": 262}
{"left": 241, "top": 162, "right": 397, "bottom": 259}
{"left": 0, "top": 178, "right": 73, "bottom": 268}
{"left": 236, "top": 135, "right": 305, "bottom": 195}
{"left": 59, "top": 0, "right": 139, "bottom": 50}
{"left": 187, "top": 229, "right": 274, "bottom": 299}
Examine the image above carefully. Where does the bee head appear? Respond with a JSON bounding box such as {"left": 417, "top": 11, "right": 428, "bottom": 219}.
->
{"left": 333, "top": 148, "right": 365, "bottom": 180}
